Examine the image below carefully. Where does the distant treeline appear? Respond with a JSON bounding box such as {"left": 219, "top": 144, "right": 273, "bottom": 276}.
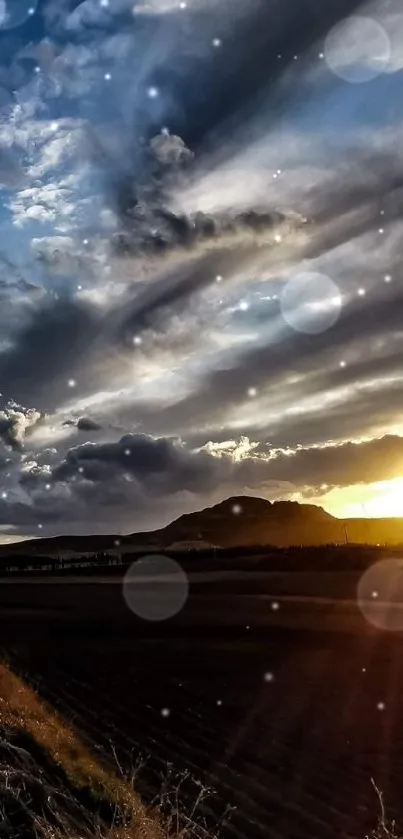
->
{"left": 0, "top": 543, "right": 398, "bottom": 575}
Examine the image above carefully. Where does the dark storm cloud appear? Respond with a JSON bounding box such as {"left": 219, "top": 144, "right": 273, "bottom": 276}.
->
{"left": 111, "top": 201, "right": 286, "bottom": 258}
{"left": 65, "top": 0, "right": 367, "bottom": 161}
{"left": 103, "top": 0, "right": 373, "bottom": 247}
{"left": 131, "top": 0, "right": 366, "bottom": 150}
{"left": 0, "top": 298, "right": 101, "bottom": 408}
{"left": 9, "top": 431, "right": 403, "bottom": 535}
{"left": 77, "top": 417, "right": 102, "bottom": 431}
{"left": 2, "top": 430, "right": 291, "bottom": 533}
{"left": 52, "top": 433, "right": 222, "bottom": 493}
{"left": 262, "top": 435, "right": 403, "bottom": 491}
{"left": 107, "top": 124, "right": 288, "bottom": 260}
{"left": 50, "top": 432, "right": 403, "bottom": 498}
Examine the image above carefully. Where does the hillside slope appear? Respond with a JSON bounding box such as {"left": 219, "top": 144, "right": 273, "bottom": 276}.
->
{"left": 3, "top": 495, "right": 403, "bottom": 556}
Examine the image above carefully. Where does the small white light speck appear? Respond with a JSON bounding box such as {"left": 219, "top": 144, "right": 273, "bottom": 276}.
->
{"left": 264, "top": 672, "right": 274, "bottom": 683}
{"left": 247, "top": 387, "right": 257, "bottom": 398}
{"left": 217, "top": 699, "right": 222, "bottom": 706}
{"left": 147, "top": 86, "right": 159, "bottom": 99}
{"left": 38, "top": 524, "right": 43, "bottom": 529}
{"left": 83, "top": 239, "right": 89, "bottom": 245}
{"left": 133, "top": 335, "right": 142, "bottom": 346}
{"left": 246, "top": 625, "right": 250, "bottom": 630}
{"left": 377, "top": 702, "right": 386, "bottom": 711}
{"left": 319, "top": 52, "right": 324, "bottom": 59}
{"left": 45, "top": 484, "right": 51, "bottom": 491}
{"left": 114, "top": 539, "right": 121, "bottom": 546}
{"left": 28, "top": 6, "right": 35, "bottom": 14}
{"left": 35, "top": 66, "right": 41, "bottom": 74}
{"left": 362, "top": 667, "right": 366, "bottom": 673}
{"left": 340, "top": 360, "right": 346, "bottom": 368}
{"left": 379, "top": 228, "right": 384, "bottom": 234}
{"left": 161, "top": 126, "right": 170, "bottom": 135}
{"left": 372, "top": 590, "right": 379, "bottom": 599}
{"left": 161, "top": 708, "right": 171, "bottom": 718}
{"left": 277, "top": 54, "right": 282, "bottom": 59}
{"left": 277, "top": 169, "right": 282, "bottom": 175}
{"left": 179, "top": 1, "right": 187, "bottom": 7}
{"left": 272, "top": 173, "right": 278, "bottom": 179}
{"left": 124, "top": 448, "right": 131, "bottom": 456}
{"left": 274, "top": 234, "right": 282, "bottom": 243}
{"left": 384, "top": 274, "right": 392, "bottom": 283}
{"left": 50, "top": 121, "right": 58, "bottom": 131}
{"left": 232, "top": 504, "right": 242, "bottom": 515}
{"left": 216, "top": 274, "right": 223, "bottom": 283}
{"left": 78, "top": 467, "right": 84, "bottom": 474}
{"left": 1, "top": 491, "right": 7, "bottom": 500}
{"left": 100, "top": 0, "right": 109, "bottom": 6}
{"left": 77, "top": 285, "right": 82, "bottom": 292}
{"left": 104, "top": 72, "right": 112, "bottom": 81}
{"left": 271, "top": 602, "right": 280, "bottom": 611}
{"left": 212, "top": 38, "right": 222, "bottom": 48}
{"left": 358, "top": 288, "right": 366, "bottom": 296}
{"left": 239, "top": 300, "right": 249, "bottom": 311}
{"left": 293, "top": 55, "right": 298, "bottom": 60}
{"left": 68, "top": 379, "right": 76, "bottom": 388}
{"left": 380, "top": 210, "right": 385, "bottom": 216}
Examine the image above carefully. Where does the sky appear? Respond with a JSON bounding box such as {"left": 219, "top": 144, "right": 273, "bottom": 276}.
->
{"left": 2, "top": 0, "right": 403, "bottom": 540}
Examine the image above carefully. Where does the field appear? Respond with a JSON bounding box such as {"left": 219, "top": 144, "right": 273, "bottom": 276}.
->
{"left": 2, "top": 555, "right": 403, "bottom": 838}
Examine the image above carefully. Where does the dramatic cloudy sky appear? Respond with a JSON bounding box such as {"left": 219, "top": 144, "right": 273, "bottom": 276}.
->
{"left": 1, "top": 0, "right": 403, "bottom": 540}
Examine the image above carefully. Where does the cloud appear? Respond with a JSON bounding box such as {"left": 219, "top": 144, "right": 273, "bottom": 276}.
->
{"left": 1, "top": 0, "right": 403, "bottom": 538}
{"left": 77, "top": 417, "right": 103, "bottom": 431}
{"left": 3, "top": 429, "right": 403, "bottom": 537}
{"left": 0, "top": 298, "right": 101, "bottom": 408}
{"left": 0, "top": 402, "right": 42, "bottom": 450}
{"left": 149, "top": 132, "right": 194, "bottom": 167}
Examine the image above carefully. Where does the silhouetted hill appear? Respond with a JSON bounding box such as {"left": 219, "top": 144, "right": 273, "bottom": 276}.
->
{"left": 154, "top": 496, "right": 337, "bottom": 547}
{"left": 3, "top": 495, "right": 403, "bottom": 558}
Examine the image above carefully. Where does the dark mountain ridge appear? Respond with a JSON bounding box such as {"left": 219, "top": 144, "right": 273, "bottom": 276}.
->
{"left": 1, "top": 495, "right": 403, "bottom": 557}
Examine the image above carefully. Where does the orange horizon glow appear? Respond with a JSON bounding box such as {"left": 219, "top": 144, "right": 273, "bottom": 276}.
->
{"left": 314, "top": 476, "right": 403, "bottom": 519}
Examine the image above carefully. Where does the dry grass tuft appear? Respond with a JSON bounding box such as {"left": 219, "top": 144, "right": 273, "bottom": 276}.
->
{"left": 0, "top": 661, "right": 225, "bottom": 839}
{"left": 0, "top": 661, "right": 171, "bottom": 837}
{"left": 0, "top": 662, "right": 136, "bottom": 806}
{"left": 367, "top": 780, "right": 402, "bottom": 839}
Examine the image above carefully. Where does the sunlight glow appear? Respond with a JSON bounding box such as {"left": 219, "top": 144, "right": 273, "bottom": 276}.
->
{"left": 318, "top": 477, "right": 403, "bottom": 518}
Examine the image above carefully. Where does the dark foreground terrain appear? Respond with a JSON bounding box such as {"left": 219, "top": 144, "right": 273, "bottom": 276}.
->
{"left": 2, "top": 564, "right": 403, "bottom": 839}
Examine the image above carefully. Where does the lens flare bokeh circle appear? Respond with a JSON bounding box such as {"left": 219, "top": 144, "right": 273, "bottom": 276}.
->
{"left": 0, "top": 0, "right": 38, "bottom": 30}
{"left": 123, "top": 554, "right": 189, "bottom": 621}
{"left": 324, "top": 16, "right": 390, "bottom": 84}
{"left": 358, "top": 559, "right": 403, "bottom": 632}
{"left": 280, "top": 271, "right": 342, "bottom": 335}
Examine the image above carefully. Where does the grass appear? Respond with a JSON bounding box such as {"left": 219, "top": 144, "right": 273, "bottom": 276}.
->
{"left": 0, "top": 661, "right": 221, "bottom": 839}
{"left": 1, "top": 661, "right": 401, "bottom": 839}
{"left": 0, "top": 662, "right": 132, "bottom": 798}
{"left": 367, "top": 781, "right": 402, "bottom": 839}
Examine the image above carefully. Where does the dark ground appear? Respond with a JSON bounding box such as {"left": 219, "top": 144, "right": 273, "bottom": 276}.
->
{"left": 2, "top": 569, "right": 403, "bottom": 839}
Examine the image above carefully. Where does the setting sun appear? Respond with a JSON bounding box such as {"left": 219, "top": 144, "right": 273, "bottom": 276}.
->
{"left": 318, "top": 477, "right": 403, "bottom": 518}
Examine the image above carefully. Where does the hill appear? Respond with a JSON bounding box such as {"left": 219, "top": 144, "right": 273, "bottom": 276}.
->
{"left": 4, "top": 495, "right": 403, "bottom": 558}
{"left": 154, "top": 495, "right": 337, "bottom": 547}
